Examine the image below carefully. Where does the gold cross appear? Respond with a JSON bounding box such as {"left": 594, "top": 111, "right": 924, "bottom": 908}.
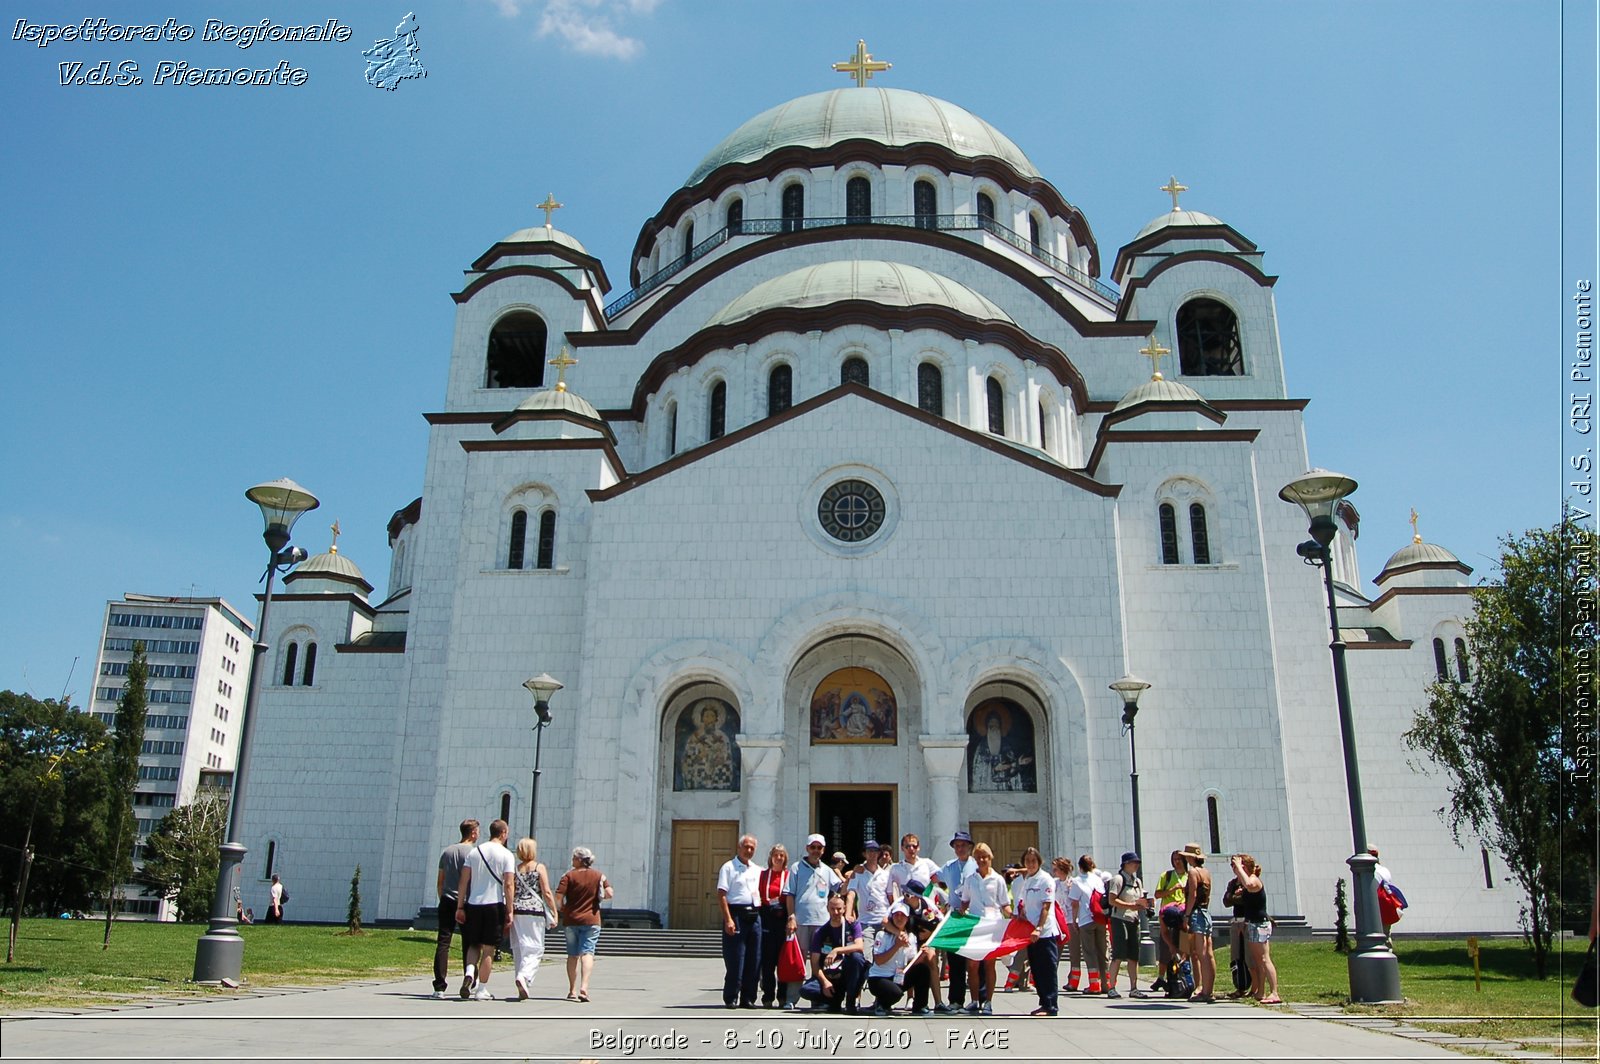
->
{"left": 537, "top": 193, "right": 563, "bottom": 228}
{"left": 832, "top": 39, "right": 890, "bottom": 87}
{"left": 1409, "top": 507, "right": 1421, "bottom": 544}
{"left": 548, "top": 346, "right": 578, "bottom": 392}
{"left": 1139, "top": 336, "right": 1171, "bottom": 380}
{"left": 1160, "top": 175, "right": 1188, "bottom": 212}
{"left": 329, "top": 519, "right": 341, "bottom": 553}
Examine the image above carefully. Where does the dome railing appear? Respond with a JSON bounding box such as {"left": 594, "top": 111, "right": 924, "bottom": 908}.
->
{"left": 604, "top": 214, "right": 1118, "bottom": 319}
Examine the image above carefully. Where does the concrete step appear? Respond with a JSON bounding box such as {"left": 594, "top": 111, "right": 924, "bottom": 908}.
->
{"left": 595, "top": 928, "right": 721, "bottom": 957}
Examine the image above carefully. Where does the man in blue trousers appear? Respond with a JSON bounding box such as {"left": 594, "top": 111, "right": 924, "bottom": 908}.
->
{"left": 717, "top": 833, "right": 763, "bottom": 1008}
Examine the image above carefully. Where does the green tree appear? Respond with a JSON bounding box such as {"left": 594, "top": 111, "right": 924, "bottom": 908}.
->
{"left": 103, "top": 643, "right": 148, "bottom": 947}
{"left": 136, "top": 791, "right": 226, "bottom": 922}
{"left": 346, "top": 865, "right": 363, "bottom": 934}
{"left": 1403, "top": 515, "right": 1599, "bottom": 979}
{"left": 0, "top": 692, "right": 111, "bottom": 959}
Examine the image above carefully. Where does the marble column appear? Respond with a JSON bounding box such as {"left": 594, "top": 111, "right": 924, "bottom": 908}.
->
{"left": 737, "top": 736, "right": 785, "bottom": 846}
{"left": 920, "top": 737, "right": 969, "bottom": 857}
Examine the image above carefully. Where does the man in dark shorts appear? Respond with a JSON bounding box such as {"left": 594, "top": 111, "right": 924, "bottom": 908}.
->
{"left": 1105, "top": 851, "right": 1152, "bottom": 998}
{"left": 454, "top": 818, "right": 515, "bottom": 1000}
{"left": 432, "top": 818, "right": 478, "bottom": 998}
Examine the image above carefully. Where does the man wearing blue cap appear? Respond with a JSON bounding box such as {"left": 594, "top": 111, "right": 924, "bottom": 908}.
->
{"left": 1105, "top": 851, "right": 1152, "bottom": 998}
{"left": 932, "top": 829, "right": 975, "bottom": 1012}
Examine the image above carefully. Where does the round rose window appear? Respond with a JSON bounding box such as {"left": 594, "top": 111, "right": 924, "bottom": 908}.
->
{"left": 817, "top": 479, "right": 886, "bottom": 543}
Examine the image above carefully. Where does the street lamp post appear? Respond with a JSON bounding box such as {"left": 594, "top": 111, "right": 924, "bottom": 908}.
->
{"left": 193, "top": 478, "right": 318, "bottom": 985}
{"left": 1279, "top": 469, "right": 1401, "bottom": 1004}
{"left": 521, "top": 674, "right": 563, "bottom": 838}
{"left": 1110, "top": 674, "right": 1158, "bottom": 969}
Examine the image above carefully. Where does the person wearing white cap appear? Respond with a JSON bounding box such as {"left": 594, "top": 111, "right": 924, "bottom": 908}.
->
{"left": 784, "top": 833, "right": 842, "bottom": 1008}
{"left": 866, "top": 904, "right": 933, "bottom": 1015}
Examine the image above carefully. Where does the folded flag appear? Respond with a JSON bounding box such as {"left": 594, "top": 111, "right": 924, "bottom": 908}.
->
{"left": 927, "top": 910, "right": 1035, "bottom": 961}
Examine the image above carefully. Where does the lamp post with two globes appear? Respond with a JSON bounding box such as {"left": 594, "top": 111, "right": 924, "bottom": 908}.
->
{"left": 1278, "top": 468, "right": 1401, "bottom": 1004}
{"left": 193, "top": 478, "right": 319, "bottom": 985}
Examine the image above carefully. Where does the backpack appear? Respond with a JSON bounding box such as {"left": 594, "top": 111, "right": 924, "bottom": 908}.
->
{"left": 1090, "top": 873, "right": 1113, "bottom": 926}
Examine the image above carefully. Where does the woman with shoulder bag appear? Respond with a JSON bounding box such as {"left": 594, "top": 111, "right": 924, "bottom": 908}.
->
{"left": 1231, "top": 854, "right": 1279, "bottom": 1004}
{"left": 510, "top": 837, "right": 558, "bottom": 1001}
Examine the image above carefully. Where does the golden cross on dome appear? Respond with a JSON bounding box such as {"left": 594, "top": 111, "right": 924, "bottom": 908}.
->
{"left": 1139, "top": 336, "right": 1171, "bottom": 380}
{"left": 832, "top": 39, "right": 891, "bottom": 87}
{"left": 537, "top": 193, "right": 563, "bottom": 229}
{"left": 329, "top": 519, "right": 341, "bottom": 554}
{"left": 1160, "top": 175, "right": 1189, "bottom": 212}
{"left": 1409, "top": 507, "right": 1421, "bottom": 544}
{"left": 548, "top": 346, "right": 579, "bottom": 392}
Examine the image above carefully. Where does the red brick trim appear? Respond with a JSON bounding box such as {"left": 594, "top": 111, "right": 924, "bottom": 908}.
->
{"left": 460, "top": 436, "right": 628, "bottom": 479}
{"left": 452, "top": 265, "right": 607, "bottom": 322}
{"left": 1110, "top": 223, "right": 1260, "bottom": 284}
{"left": 1085, "top": 429, "right": 1261, "bottom": 478}
{"left": 1369, "top": 584, "right": 1475, "bottom": 610}
{"left": 1115, "top": 251, "right": 1278, "bottom": 317}
{"left": 470, "top": 240, "right": 612, "bottom": 292}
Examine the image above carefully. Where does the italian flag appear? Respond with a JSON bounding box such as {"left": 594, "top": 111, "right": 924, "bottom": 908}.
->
{"left": 926, "top": 910, "right": 1036, "bottom": 961}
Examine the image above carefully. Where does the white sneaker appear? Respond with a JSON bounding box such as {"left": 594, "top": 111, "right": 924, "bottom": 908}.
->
{"left": 431, "top": 990, "right": 450, "bottom": 999}
{"left": 471, "top": 985, "right": 495, "bottom": 1001}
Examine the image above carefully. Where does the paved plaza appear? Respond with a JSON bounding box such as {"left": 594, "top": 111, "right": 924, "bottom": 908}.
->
{"left": 1, "top": 955, "right": 1520, "bottom": 1063}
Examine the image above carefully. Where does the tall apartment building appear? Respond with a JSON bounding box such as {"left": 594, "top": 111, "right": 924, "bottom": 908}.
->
{"left": 89, "top": 593, "right": 253, "bottom": 919}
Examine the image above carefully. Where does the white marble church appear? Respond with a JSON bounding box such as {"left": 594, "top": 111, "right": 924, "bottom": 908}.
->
{"left": 238, "top": 47, "right": 1518, "bottom": 933}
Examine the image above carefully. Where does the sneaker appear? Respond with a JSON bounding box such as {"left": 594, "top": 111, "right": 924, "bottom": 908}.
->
{"left": 981, "top": 1001, "right": 994, "bottom": 1015}
{"left": 912, "top": 1006, "right": 930, "bottom": 1016}
{"left": 431, "top": 990, "right": 450, "bottom": 999}
{"left": 459, "top": 976, "right": 473, "bottom": 1000}
{"left": 471, "top": 986, "right": 494, "bottom": 1001}
{"left": 871, "top": 1005, "right": 889, "bottom": 1017}
{"left": 1105, "top": 988, "right": 1122, "bottom": 998}
{"left": 782, "top": 1002, "right": 796, "bottom": 1011}
{"left": 1130, "top": 989, "right": 1151, "bottom": 999}
{"left": 934, "top": 1003, "right": 958, "bottom": 1014}
{"left": 965, "top": 1001, "right": 981, "bottom": 1015}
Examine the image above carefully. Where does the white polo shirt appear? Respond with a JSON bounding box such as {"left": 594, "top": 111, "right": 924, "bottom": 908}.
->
{"left": 717, "top": 855, "right": 760, "bottom": 905}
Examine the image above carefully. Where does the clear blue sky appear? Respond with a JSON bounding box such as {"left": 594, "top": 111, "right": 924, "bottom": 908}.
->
{"left": 0, "top": 1, "right": 1585, "bottom": 701}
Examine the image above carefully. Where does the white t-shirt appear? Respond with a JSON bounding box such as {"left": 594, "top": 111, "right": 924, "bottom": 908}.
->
{"left": 785, "top": 859, "right": 842, "bottom": 926}
{"left": 852, "top": 866, "right": 892, "bottom": 927}
{"left": 958, "top": 869, "right": 1010, "bottom": 916}
{"left": 717, "top": 855, "right": 760, "bottom": 905}
{"left": 1014, "top": 870, "right": 1059, "bottom": 937}
{"left": 1066, "top": 870, "right": 1105, "bottom": 927}
{"left": 463, "top": 840, "right": 516, "bottom": 906}
{"left": 867, "top": 927, "right": 917, "bottom": 982}
{"left": 887, "top": 857, "right": 941, "bottom": 902}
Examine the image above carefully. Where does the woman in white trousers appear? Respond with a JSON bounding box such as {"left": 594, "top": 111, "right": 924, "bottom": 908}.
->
{"left": 511, "top": 837, "right": 559, "bottom": 1000}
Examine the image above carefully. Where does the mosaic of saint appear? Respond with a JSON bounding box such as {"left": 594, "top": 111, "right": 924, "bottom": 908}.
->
{"left": 674, "top": 697, "right": 741, "bottom": 791}
{"left": 965, "top": 699, "right": 1036, "bottom": 792}
{"left": 810, "top": 667, "right": 897, "bottom": 744}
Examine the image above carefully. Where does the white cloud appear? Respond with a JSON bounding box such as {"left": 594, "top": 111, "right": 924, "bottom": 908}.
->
{"left": 486, "top": 0, "right": 526, "bottom": 15}
{"left": 536, "top": 0, "right": 649, "bottom": 60}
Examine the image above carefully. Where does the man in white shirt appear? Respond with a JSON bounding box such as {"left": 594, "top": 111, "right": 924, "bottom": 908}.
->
{"left": 933, "top": 829, "right": 975, "bottom": 1011}
{"left": 716, "top": 833, "right": 762, "bottom": 1009}
{"left": 848, "top": 841, "right": 894, "bottom": 931}
{"left": 784, "top": 833, "right": 842, "bottom": 1008}
{"left": 453, "top": 818, "right": 516, "bottom": 1001}
{"left": 887, "top": 833, "right": 941, "bottom": 904}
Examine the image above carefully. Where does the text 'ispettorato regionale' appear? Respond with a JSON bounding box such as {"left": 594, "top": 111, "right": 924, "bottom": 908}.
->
{"left": 13, "top": 18, "right": 353, "bottom": 87}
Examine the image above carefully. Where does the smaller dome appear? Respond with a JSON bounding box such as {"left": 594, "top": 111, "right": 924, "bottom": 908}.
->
{"left": 500, "top": 225, "right": 588, "bottom": 256}
{"left": 290, "top": 549, "right": 366, "bottom": 583}
{"left": 515, "top": 385, "right": 601, "bottom": 422}
{"left": 1111, "top": 375, "right": 1207, "bottom": 413}
{"left": 1378, "top": 539, "right": 1463, "bottom": 574}
{"left": 708, "top": 261, "right": 1013, "bottom": 327}
{"left": 1134, "top": 208, "right": 1224, "bottom": 242}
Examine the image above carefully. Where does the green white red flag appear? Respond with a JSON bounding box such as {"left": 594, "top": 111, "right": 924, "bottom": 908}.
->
{"left": 926, "top": 910, "right": 1035, "bottom": 961}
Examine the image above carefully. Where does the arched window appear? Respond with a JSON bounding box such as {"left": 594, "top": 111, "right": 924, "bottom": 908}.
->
{"left": 1027, "top": 214, "right": 1042, "bottom": 252}
{"left": 301, "top": 643, "right": 317, "bottom": 686}
{"left": 1454, "top": 638, "right": 1470, "bottom": 681}
{"left": 1037, "top": 401, "right": 1047, "bottom": 449}
{"left": 1433, "top": 638, "right": 1449, "bottom": 680}
{"left": 666, "top": 401, "right": 678, "bottom": 456}
{"left": 508, "top": 510, "right": 527, "bottom": 569}
{"left": 484, "top": 312, "right": 546, "bottom": 389}
{"left": 682, "top": 221, "right": 695, "bottom": 260}
{"left": 1176, "top": 298, "right": 1245, "bottom": 376}
{"left": 1207, "top": 795, "right": 1222, "bottom": 854}
{"left": 281, "top": 643, "right": 298, "bottom": 686}
{"left": 1481, "top": 848, "right": 1494, "bottom": 888}
{"left": 708, "top": 380, "right": 727, "bottom": 440}
{"left": 1190, "top": 503, "right": 1211, "bottom": 564}
{"left": 917, "top": 362, "right": 943, "bottom": 415}
{"left": 768, "top": 364, "right": 792, "bottom": 417}
{"left": 841, "top": 357, "right": 869, "bottom": 387}
{"left": 976, "top": 192, "right": 996, "bottom": 233}
{"left": 536, "top": 511, "right": 556, "bottom": 570}
{"left": 725, "top": 198, "right": 743, "bottom": 235}
{"left": 781, "top": 183, "right": 804, "bottom": 233}
{"left": 986, "top": 376, "right": 1005, "bottom": 435}
{"left": 846, "top": 176, "right": 871, "bottom": 223}
{"left": 1159, "top": 504, "right": 1180, "bottom": 564}
{"left": 499, "top": 792, "right": 511, "bottom": 825}
{"left": 914, "top": 180, "right": 936, "bottom": 229}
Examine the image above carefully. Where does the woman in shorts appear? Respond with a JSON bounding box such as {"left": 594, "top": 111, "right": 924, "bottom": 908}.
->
{"left": 556, "top": 846, "right": 612, "bottom": 1002}
{"left": 1230, "top": 854, "right": 1279, "bottom": 1003}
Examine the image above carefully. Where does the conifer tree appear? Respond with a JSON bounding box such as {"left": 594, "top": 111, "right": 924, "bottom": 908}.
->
{"left": 103, "top": 642, "right": 148, "bottom": 947}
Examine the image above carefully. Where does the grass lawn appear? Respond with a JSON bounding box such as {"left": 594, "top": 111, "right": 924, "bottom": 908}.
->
{"left": 1257, "top": 938, "right": 1597, "bottom": 1055}
{"left": 0, "top": 919, "right": 435, "bottom": 1011}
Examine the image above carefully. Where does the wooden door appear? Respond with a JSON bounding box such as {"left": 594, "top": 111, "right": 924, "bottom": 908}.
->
{"left": 969, "top": 821, "right": 1039, "bottom": 868}
{"left": 668, "top": 819, "right": 739, "bottom": 929}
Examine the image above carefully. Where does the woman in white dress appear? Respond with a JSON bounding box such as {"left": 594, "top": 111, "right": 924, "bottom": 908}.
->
{"left": 510, "top": 837, "right": 559, "bottom": 1001}
{"left": 956, "top": 842, "right": 1013, "bottom": 1014}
